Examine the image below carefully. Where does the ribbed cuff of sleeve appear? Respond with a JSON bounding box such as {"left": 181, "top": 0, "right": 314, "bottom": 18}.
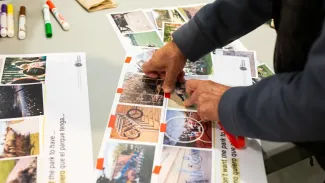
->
{"left": 218, "top": 87, "right": 248, "bottom": 136}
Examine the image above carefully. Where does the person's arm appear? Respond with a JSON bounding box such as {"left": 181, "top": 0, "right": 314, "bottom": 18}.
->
{"left": 172, "top": 0, "right": 273, "bottom": 61}
{"left": 219, "top": 24, "right": 325, "bottom": 142}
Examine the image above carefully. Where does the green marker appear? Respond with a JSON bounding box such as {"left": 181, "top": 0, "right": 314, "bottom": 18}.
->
{"left": 43, "top": 4, "right": 52, "bottom": 38}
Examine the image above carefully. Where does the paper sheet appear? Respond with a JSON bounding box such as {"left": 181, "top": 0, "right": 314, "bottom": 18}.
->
{"left": 0, "top": 53, "right": 93, "bottom": 183}
{"left": 101, "top": 4, "right": 267, "bottom": 183}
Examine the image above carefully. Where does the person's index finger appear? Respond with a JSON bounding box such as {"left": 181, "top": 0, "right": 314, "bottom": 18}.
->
{"left": 184, "top": 90, "right": 198, "bottom": 107}
{"left": 185, "top": 79, "right": 200, "bottom": 95}
{"left": 162, "top": 70, "right": 178, "bottom": 93}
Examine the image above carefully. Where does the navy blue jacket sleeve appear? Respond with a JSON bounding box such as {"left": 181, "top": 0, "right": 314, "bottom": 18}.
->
{"left": 172, "top": 0, "right": 273, "bottom": 61}
{"left": 219, "top": 21, "right": 325, "bottom": 141}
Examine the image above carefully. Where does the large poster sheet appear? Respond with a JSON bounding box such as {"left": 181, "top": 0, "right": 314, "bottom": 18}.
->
{"left": 0, "top": 53, "right": 93, "bottom": 183}
{"left": 94, "top": 50, "right": 267, "bottom": 183}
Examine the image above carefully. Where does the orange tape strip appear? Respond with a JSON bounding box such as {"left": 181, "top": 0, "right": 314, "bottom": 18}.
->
{"left": 160, "top": 123, "right": 166, "bottom": 132}
{"left": 117, "top": 88, "right": 123, "bottom": 93}
{"left": 125, "top": 57, "right": 132, "bottom": 63}
{"left": 108, "top": 115, "right": 116, "bottom": 128}
{"left": 153, "top": 166, "right": 161, "bottom": 174}
{"left": 164, "top": 93, "right": 170, "bottom": 99}
{"left": 96, "top": 158, "right": 104, "bottom": 170}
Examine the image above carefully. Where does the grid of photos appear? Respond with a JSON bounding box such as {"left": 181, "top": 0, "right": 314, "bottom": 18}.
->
{"left": 0, "top": 55, "right": 44, "bottom": 183}
{"left": 101, "top": 4, "right": 226, "bottom": 183}
{"left": 102, "top": 4, "right": 268, "bottom": 183}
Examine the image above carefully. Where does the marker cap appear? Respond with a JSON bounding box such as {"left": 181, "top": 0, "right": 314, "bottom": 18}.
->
{"left": 45, "top": 23, "right": 52, "bottom": 38}
{"left": 8, "top": 4, "right": 13, "bottom": 14}
{"left": 46, "top": 0, "right": 56, "bottom": 10}
{"left": 1, "top": 4, "right": 7, "bottom": 13}
{"left": 20, "top": 6, "right": 26, "bottom": 15}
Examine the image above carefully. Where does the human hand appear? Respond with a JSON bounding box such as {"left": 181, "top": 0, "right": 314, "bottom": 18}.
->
{"left": 142, "top": 41, "right": 187, "bottom": 93}
{"left": 183, "top": 80, "right": 230, "bottom": 121}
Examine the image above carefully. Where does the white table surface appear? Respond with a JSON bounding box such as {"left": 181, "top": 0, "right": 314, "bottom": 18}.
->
{"left": 0, "top": 0, "right": 293, "bottom": 164}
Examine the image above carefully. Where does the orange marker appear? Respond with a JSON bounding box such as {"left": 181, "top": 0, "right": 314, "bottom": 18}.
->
{"left": 46, "top": 1, "right": 70, "bottom": 31}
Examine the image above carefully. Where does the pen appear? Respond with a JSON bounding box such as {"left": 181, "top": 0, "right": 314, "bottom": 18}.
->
{"left": 46, "top": 0, "right": 70, "bottom": 31}
{"left": 7, "top": 4, "right": 14, "bottom": 37}
{"left": 42, "top": 4, "right": 52, "bottom": 38}
{"left": 18, "top": 6, "right": 26, "bottom": 40}
{"left": 1, "top": 4, "right": 7, "bottom": 37}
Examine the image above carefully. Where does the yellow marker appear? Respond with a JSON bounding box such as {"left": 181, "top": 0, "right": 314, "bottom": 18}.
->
{"left": 7, "top": 4, "right": 14, "bottom": 37}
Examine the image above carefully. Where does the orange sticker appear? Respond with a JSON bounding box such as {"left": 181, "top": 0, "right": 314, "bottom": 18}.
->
{"left": 108, "top": 115, "right": 116, "bottom": 128}
{"left": 125, "top": 57, "right": 132, "bottom": 63}
{"left": 164, "top": 93, "right": 170, "bottom": 99}
{"left": 160, "top": 123, "right": 166, "bottom": 132}
{"left": 117, "top": 88, "right": 123, "bottom": 94}
{"left": 153, "top": 166, "right": 161, "bottom": 174}
{"left": 96, "top": 158, "right": 104, "bottom": 170}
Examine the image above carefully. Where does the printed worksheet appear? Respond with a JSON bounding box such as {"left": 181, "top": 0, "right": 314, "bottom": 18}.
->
{"left": 0, "top": 53, "right": 93, "bottom": 183}
{"left": 95, "top": 53, "right": 266, "bottom": 183}
{"left": 101, "top": 4, "right": 267, "bottom": 183}
{"left": 214, "top": 49, "right": 258, "bottom": 78}
{"left": 213, "top": 55, "right": 253, "bottom": 87}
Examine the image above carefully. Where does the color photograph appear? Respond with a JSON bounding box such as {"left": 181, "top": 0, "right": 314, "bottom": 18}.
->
{"left": 164, "top": 110, "right": 212, "bottom": 149}
{"left": 167, "top": 82, "right": 196, "bottom": 110}
{"left": 0, "top": 157, "right": 37, "bottom": 183}
{"left": 119, "top": 73, "right": 164, "bottom": 106}
{"left": 0, "top": 119, "right": 40, "bottom": 159}
{"left": 123, "top": 31, "right": 164, "bottom": 48}
{"left": 127, "top": 48, "right": 156, "bottom": 73}
{"left": 163, "top": 22, "right": 183, "bottom": 43}
{"left": 257, "top": 63, "right": 274, "bottom": 79}
{"left": 1, "top": 56, "right": 46, "bottom": 84}
{"left": 0, "top": 83, "right": 44, "bottom": 120}
{"left": 111, "top": 11, "right": 155, "bottom": 34}
{"left": 110, "top": 104, "right": 161, "bottom": 143}
{"left": 184, "top": 53, "right": 213, "bottom": 75}
{"left": 159, "top": 146, "right": 212, "bottom": 183}
{"left": 96, "top": 142, "right": 155, "bottom": 183}
{"left": 178, "top": 4, "right": 205, "bottom": 20}
{"left": 152, "top": 9, "right": 185, "bottom": 29}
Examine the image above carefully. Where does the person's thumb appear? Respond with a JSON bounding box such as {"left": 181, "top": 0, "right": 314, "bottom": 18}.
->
{"left": 163, "top": 71, "right": 178, "bottom": 93}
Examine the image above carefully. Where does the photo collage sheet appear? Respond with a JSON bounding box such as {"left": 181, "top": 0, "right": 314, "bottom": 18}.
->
{"left": 0, "top": 53, "right": 94, "bottom": 183}
{"left": 0, "top": 55, "right": 45, "bottom": 183}
{"left": 96, "top": 4, "right": 269, "bottom": 183}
